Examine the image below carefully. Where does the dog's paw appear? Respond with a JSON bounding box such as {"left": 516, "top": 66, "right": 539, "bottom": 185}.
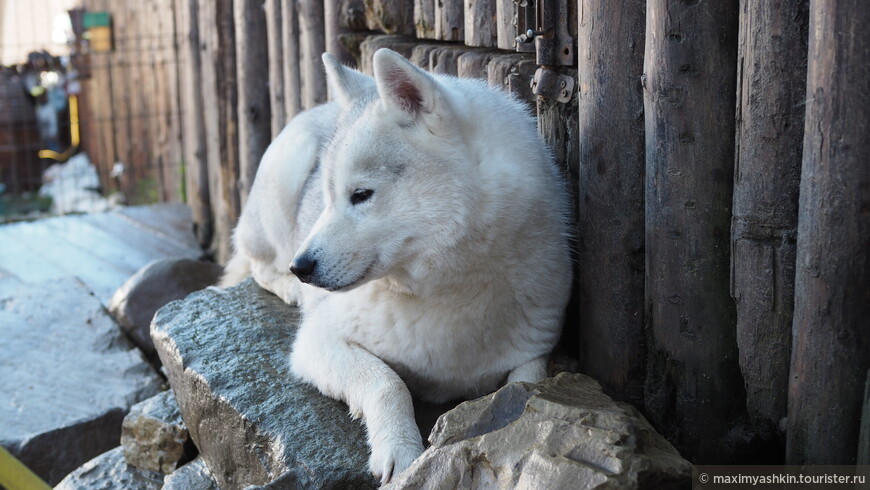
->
{"left": 369, "top": 438, "right": 424, "bottom": 485}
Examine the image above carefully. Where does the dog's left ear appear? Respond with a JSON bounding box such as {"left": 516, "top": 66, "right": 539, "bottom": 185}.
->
{"left": 323, "top": 53, "right": 374, "bottom": 109}
{"left": 373, "top": 48, "right": 442, "bottom": 117}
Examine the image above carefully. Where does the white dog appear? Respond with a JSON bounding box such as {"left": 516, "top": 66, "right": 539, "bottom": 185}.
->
{"left": 221, "top": 49, "right": 573, "bottom": 484}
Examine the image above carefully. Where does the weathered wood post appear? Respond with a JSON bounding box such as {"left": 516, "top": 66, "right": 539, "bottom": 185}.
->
{"left": 435, "top": 0, "right": 463, "bottom": 41}
{"left": 642, "top": 0, "right": 744, "bottom": 462}
{"left": 731, "top": 0, "right": 808, "bottom": 447}
{"left": 199, "top": 0, "right": 241, "bottom": 262}
{"left": 324, "top": 0, "right": 357, "bottom": 65}
{"left": 787, "top": 0, "right": 870, "bottom": 465}
{"left": 265, "top": 0, "right": 287, "bottom": 135}
{"left": 235, "top": 0, "right": 272, "bottom": 205}
{"left": 575, "top": 0, "right": 646, "bottom": 407}
{"left": 297, "top": 0, "right": 327, "bottom": 109}
{"left": 281, "top": 0, "right": 302, "bottom": 119}
{"left": 175, "top": 0, "right": 213, "bottom": 249}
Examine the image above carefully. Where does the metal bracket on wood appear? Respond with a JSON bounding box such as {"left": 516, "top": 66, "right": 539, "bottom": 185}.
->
{"left": 514, "top": 0, "right": 573, "bottom": 67}
{"left": 531, "top": 67, "right": 574, "bottom": 102}
{"left": 515, "top": 0, "right": 575, "bottom": 103}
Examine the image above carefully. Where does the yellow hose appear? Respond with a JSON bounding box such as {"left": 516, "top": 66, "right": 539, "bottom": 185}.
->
{"left": 0, "top": 445, "right": 51, "bottom": 490}
{"left": 38, "top": 94, "right": 80, "bottom": 162}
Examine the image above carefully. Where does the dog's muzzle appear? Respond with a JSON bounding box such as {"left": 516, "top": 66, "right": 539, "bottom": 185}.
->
{"left": 290, "top": 255, "right": 317, "bottom": 284}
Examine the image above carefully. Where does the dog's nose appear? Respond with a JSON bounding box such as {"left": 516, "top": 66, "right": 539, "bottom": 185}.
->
{"left": 290, "top": 255, "right": 317, "bottom": 283}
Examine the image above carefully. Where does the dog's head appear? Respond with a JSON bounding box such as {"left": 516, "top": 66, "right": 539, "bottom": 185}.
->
{"left": 290, "top": 49, "right": 475, "bottom": 292}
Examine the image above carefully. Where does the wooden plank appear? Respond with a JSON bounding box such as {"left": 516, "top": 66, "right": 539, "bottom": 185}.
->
{"left": 265, "top": 0, "right": 287, "bottom": 134}
{"left": 414, "top": 0, "right": 436, "bottom": 39}
{"left": 859, "top": 371, "right": 870, "bottom": 465}
{"left": 129, "top": 0, "right": 152, "bottom": 204}
{"left": 642, "top": 0, "right": 743, "bottom": 463}
{"left": 298, "top": 0, "right": 328, "bottom": 109}
{"left": 160, "top": 0, "right": 185, "bottom": 203}
{"left": 175, "top": 0, "right": 213, "bottom": 249}
{"left": 197, "top": 0, "right": 240, "bottom": 262}
{"left": 281, "top": 0, "right": 302, "bottom": 119}
{"left": 109, "top": 1, "right": 134, "bottom": 200}
{"left": 495, "top": 0, "right": 515, "bottom": 50}
{"left": 363, "top": 0, "right": 414, "bottom": 35}
{"left": 235, "top": 0, "right": 272, "bottom": 206}
{"left": 435, "top": 0, "right": 463, "bottom": 41}
{"left": 464, "top": 0, "right": 496, "bottom": 47}
{"left": 0, "top": 233, "right": 66, "bottom": 283}
{"left": 787, "top": 0, "right": 870, "bottom": 465}
{"left": 574, "top": 0, "right": 646, "bottom": 407}
{"left": 731, "top": 0, "right": 808, "bottom": 443}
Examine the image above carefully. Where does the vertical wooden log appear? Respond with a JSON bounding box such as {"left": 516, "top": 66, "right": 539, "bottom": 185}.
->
{"left": 297, "top": 0, "right": 327, "bottom": 109}
{"left": 281, "top": 0, "right": 302, "bottom": 119}
{"left": 860, "top": 371, "right": 870, "bottom": 465}
{"left": 787, "top": 0, "right": 870, "bottom": 465}
{"left": 414, "top": 0, "right": 436, "bottom": 39}
{"left": 435, "top": 0, "right": 463, "bottom": 41}
{"left": 643, "top": 0, "right": 744, "bottom": 462}
{"left": 731, "top": 0, "right": 808, "bottom": 441}
{"left": 325, "top": 0, "right": 355, "bottom": 65}
{"left": 266, "top": 0, "right": 287, "bottom": 134}
{"left": 175, "top": 0, "right": 213, "bottom": 249}
{"left": 464, "top": 0, "right": 496, "bottom": 47}
{"left": 575, "top": 0, "right": 646, "bottom": 407}
{"left": 199, "top": 0, "right": 240, "bottom": 262}
{"left": 235, "top": 0, "right": 272, "bottom": 206}
{"left": 495, "top": 0, "right": 515, "bottom": 50}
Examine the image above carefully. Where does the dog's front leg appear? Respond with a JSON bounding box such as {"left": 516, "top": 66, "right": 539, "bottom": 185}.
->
{"left": 507, "top": 356, "right": 548, "bottom": 384}
{"left": 290, "top": 330, "right": 424, "bottom": 484}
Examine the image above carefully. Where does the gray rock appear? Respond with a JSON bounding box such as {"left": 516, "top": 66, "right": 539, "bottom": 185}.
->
{"left": 386, "top": 373, "right": 693, "bottom": 490}
{"left": 0, "top": 277, "right": 163, "bottom": 485}
{"left": 151, "top": 279, "right": 378, "bottom": 490}
{"left": 54, "top": 446, "right": 164, "bottom": 490}
{"left": 108, "top": 258, "right": 223, "bottom": 362}
{"left": 164, "top": 457, "right": 219, "bottom": 490}
{"left": 121, "top": 389, "right": 195, "bottom": 473}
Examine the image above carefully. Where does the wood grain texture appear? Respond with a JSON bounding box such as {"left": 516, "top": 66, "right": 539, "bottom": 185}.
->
{"left": 642, "top": 0, "right": 744, "bottom": 463}
{"left": 575, "top": 0, "right": 646, "bottom": 408}
{"left": 235, "top": 0, "right": 272, "bottom": 206}
{"left": 787, "top": 0, "right": 870, "bottom": 465}
{"left": 731, "top": 0, "right": 808, "bottom": 444}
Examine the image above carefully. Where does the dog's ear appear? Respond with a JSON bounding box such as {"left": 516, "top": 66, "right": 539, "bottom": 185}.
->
{"left": 372, "top": 48, "right": 441, "bottom": 117}
{"left": 323, "top": 53, "right": 374, "bottom": 109}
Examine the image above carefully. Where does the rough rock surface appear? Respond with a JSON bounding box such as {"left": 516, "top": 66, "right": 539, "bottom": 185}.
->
{"left": 0, "top": 276, "right": 163, "bottom": 485}
{"left": 121, "top": 389, "right": 195, "bottom": 473}
{"left": 386, "top": 373, "right": 693, "bottom": 489}
{"left": 163, "top": 457, "right": 219, "bottom": 490}
{"left": 151, "top": 279, "right": 378, "bottom": 489}
{"left": 109, "top": 258, "right": 223, "bottom": 362}
{"left": 54, "top": 446, "right": 164, "bottom": 490}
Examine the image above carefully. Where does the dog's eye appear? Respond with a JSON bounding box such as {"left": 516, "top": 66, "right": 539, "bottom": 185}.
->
{"left": 350, "top": 188, "right": 374, "bottom": 205}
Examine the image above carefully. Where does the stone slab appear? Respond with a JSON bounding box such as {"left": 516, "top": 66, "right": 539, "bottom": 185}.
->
{"left": 152, "top": 279, "right": 377, "bottom": 489}
{"left": 0, "top": 276, "right": 163, "bottom": 485}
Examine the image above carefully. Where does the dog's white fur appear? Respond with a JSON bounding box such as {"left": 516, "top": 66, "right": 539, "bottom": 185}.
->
{"left": 221, "top": 49, "right": 573, "bottom": 484}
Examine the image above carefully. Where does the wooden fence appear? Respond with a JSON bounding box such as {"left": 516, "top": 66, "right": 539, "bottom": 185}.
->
{"left": 74, "top": 0, "right": 870, "bottom": 466}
